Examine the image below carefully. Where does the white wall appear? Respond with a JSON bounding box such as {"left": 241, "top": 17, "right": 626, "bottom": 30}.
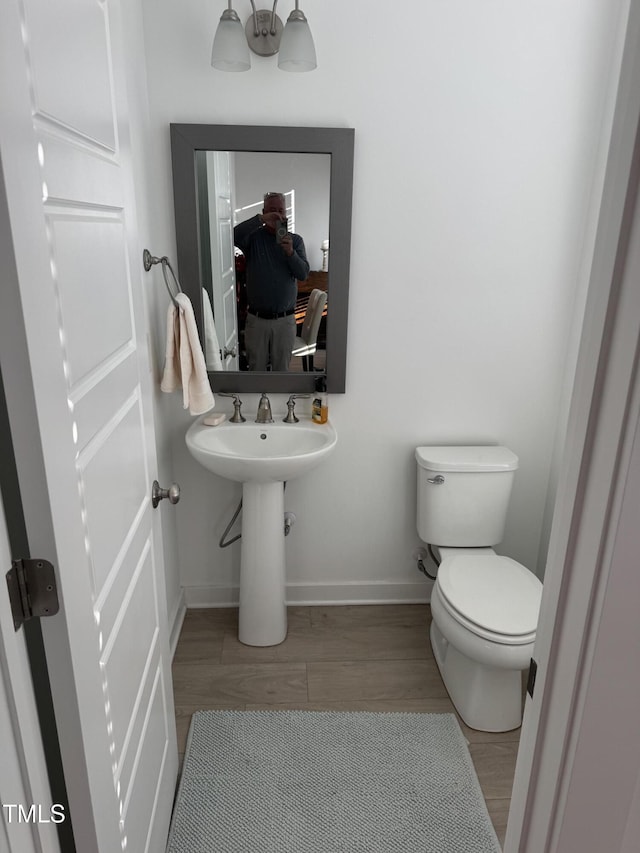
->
{"left": 139, "top": 0, "right": 625, "bottom": 606}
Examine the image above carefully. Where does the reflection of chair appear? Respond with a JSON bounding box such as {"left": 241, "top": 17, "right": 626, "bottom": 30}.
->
{"left": 291, "top": 288, "right": 327, "bottom": 371}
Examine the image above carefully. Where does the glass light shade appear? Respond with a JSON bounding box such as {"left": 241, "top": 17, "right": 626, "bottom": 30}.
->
{"left": 277, "top": 18, "right": 317, "bottom": 72}
{"left": 211, "top": 16, "right": 251, "bottom": 72}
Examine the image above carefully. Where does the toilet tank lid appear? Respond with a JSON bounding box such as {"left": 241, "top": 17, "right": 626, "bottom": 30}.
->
{"left": 415, "top": 445, "right": 519, "bottom": 472}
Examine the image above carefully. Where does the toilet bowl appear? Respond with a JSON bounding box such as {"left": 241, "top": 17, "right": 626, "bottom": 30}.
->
{"left": 429, "top": 548, "right": 542, "bottom": 731}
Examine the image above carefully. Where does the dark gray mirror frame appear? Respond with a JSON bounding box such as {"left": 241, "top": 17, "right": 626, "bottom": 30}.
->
{"left": 170, "top": 124, "right": 355, "bottom": 394}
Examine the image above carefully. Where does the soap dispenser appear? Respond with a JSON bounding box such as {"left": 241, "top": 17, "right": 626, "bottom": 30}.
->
{"left": 311, "top": 377, "right": 328, "bottom": 424}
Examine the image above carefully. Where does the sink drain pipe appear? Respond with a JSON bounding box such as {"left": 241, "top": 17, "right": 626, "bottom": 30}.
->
{"left": 219, "top": 485, "right": 295, "bottom": 548}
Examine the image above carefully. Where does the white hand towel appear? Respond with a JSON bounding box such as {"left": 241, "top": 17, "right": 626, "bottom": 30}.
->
{"left": 160, "top": 294, "right": 215, "bottom": 415}
{"left": 202, "top": 288, "right": 223, "bottom": 371}
{"left": 160, "top": 303, "right": 180, "bottom": 393}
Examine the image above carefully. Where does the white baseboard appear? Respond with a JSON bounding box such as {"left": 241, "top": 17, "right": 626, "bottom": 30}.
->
{"left": 183, "top": 579, "right": 433, "bottom": 608}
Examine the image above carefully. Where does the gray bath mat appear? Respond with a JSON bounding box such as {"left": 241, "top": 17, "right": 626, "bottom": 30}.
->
{"left": 167, "top": 709, "right": 501, "bottom": 852}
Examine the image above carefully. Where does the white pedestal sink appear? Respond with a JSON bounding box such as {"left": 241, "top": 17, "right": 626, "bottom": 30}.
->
{"left": 186, "top": 416, "right": 337, "bottom": 646}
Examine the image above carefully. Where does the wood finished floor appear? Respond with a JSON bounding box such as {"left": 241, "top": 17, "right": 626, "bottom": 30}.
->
{"left": 172, "top": 604, "right": 520, "bottom": 848}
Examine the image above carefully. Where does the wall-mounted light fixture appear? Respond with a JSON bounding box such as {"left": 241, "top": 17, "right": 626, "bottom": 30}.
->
{"left": 211, "top": 1, "right": 317, "bottom": 72}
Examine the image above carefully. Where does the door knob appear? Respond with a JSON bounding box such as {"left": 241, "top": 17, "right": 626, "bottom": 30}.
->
{"left": 223, "top": 345, "right": 237, "bottom": 358}
{"left": 152, "top": 480, "right": 181, "bottom": 508}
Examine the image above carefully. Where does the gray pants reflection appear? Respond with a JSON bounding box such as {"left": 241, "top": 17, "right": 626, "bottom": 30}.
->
{"left": 245, "top": 313, "right": 296, "bottom": 372}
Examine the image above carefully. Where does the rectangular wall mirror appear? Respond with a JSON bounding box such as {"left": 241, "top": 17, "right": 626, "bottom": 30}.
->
{"left": 170, "top": 124, "right": 354, "bottom": 394}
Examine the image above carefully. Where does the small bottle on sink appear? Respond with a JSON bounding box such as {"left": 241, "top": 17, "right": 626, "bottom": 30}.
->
{"left": 311, "top": 377, "right": 328, "bottom": 424}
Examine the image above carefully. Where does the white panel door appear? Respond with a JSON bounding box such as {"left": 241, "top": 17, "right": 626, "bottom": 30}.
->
{"left": 0, "top": 1, "right": 178, "bottom": 851}
{"left": 207, "top": 150, "right": 239, "bottom": 370}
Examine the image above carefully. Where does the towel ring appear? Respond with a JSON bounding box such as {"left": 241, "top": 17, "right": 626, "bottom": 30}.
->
{"left": 143, "top": 249, "right": 183, "bottom": 307}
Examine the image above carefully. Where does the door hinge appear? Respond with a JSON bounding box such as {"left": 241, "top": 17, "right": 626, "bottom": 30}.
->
{"left": 6, "top": 558, "right": 59, "bottom": 631}
{"left": 527, "top": 657, "right": 538, "bottom": 698}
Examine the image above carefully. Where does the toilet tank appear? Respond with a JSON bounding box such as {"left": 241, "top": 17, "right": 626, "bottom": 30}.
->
{"left": 416, "top": 446, "right": 518, "bottom": 546}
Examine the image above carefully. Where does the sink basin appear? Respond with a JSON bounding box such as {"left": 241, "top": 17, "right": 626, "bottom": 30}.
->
{"left": 186, "top": 416, "right": 337, "bottom": 483}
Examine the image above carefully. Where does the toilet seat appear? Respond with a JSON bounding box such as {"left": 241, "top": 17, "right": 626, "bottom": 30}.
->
{"left": 436, "top": 554, "right": 542, "bottom": 645}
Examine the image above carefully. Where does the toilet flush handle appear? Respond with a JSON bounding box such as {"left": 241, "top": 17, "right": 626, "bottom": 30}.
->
{"left": 427, "top": 475, "right": 445, "bottom": 484}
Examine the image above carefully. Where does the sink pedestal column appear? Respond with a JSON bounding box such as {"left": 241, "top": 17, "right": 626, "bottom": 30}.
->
{"left": 238, "top": 481, "right": 287, "bottom": 646}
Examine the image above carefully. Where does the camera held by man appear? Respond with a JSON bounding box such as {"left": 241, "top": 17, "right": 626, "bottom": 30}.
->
{"left": 275, "top": 217, "right": 289, "bottom": 244}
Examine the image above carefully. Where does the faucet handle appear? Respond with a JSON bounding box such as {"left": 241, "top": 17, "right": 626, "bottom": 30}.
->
{"left": 283, "top": 394, "right": 310, "bottom": 423}
{"left": 218, "top": 392, "right": 246, "bottom": 423}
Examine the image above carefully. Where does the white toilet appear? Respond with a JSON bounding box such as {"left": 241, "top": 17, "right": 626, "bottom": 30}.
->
{"left": 416, "top": 445, "right": 543, "bottom": 732}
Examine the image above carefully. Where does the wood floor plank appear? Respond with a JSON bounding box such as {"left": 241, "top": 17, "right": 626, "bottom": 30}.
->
{"left": 172, "top": 632, "right": 225, "bottom": 665}
{"left": 173, "top": 607, "right": 238, "bottom": 665}
{"left": 468, "top": 741, "right": 520, "bottom": 800}
{"left": 485, "top": 798, "right": 511, "bottom": 848}
{"left": 173, "top": 661, "right": 308, "bottom": 705}
{"left": 308, "top": 603, "right": 430, "bottom": 628}
{"left": 180, "top": 607, "right": 239, "bottom": 631}
{"left": 307, "top": 658, "right": 449, "bottom": 703}
{"left": 221, "top": 613, "right": 429, "bottom": 664}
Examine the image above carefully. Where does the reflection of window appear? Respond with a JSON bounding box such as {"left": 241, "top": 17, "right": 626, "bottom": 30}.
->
{"left": 234, "top": 190, "right": 295, "bottom": 234}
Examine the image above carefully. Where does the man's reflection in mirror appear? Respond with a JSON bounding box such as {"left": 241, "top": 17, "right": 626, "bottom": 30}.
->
{"left": 234, "top": 192, "right": 310, "bottom": 371}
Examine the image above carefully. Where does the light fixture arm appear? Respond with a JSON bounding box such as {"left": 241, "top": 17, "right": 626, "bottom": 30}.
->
{"left": 248, "top": 0, "right": 280, "bottom": 38}
{"left": 270, "top": 0, "right": 279, "bottom": 36}
{"left": 248, "top": 0, "right": 259, "bottom": 37}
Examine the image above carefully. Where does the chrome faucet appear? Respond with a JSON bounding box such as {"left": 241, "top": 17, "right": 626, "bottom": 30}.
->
{"left": 255, "top": 393, "right": 273, "bottom": 424}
